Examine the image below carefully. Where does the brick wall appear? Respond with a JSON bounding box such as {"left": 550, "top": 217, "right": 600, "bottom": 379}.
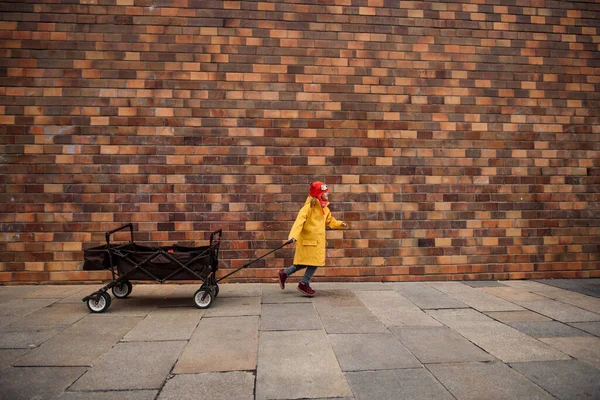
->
{"left": 1, "top": 0, "right": 599, "bottom": 284}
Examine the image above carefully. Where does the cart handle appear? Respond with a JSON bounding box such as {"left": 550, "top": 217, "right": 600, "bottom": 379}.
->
{"left": 210, "top": 229, "right": 222, "bottom": 245}
{"left": 216, "top": 238, "right": 294, "bottom": 283}
{"left": 105, "top": 223, "right": 134, "bottom": 247}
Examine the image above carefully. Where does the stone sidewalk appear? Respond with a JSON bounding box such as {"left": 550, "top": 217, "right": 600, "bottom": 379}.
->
{"left": 0, "top": 279, "right": 599, "bottom": 400}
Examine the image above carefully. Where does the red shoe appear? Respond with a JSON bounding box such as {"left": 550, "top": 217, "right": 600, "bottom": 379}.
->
{"left": 278, "top": 269, "right": 287, "bottom": 290}
{"left": 297, "top": 282, "right": 316, "bottom": 297}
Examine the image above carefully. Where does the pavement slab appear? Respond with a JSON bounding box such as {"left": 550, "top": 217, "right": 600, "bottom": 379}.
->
{"left": 59, "top": 391, "right": 158, "bottom": 400}
{"left": 122, "top": 307, "right": 203, "bottom": 341}
{"left": 3, "top": 303, "right": 89, "bottom": 330}
{"left": 427, "top": 282, "right": 524, "bottom": 312}
{"left": 204, "top": 296, "right": 261, "bottom": 317}
{"left": 256, "top": 330, "right": 352, "bottom": 400}
{"left": 103, "top": 297, "right": 159, "bottom": 316}
{"left": 157, "top": 372, "right": 254, "bottom": 400}
{"left": 390, "top": 282, "right": 467, "bottom": 309}
{"left": 14, "top": 315, "right": 142, "bottom": 366}
{"left": 508, "top": 321, "right": 592, "bottom": 338}
{"left": 518, "top": 299, "right": 600, "bottom": 323}
{"left": 313, "top": 302, "right": 387, "bottom": 334}
{"left": 568, "top": 321, "right": 600, "bottom": 337}
{"left": 428, "top": 361, "right": 555, "bottom": 400}
{"left": 23, "top": 286, "right": 86, "bottom": 299}
{"left": 0, "top": 366, "right": 86, "bottom": 400}
{"left": 328, "top": 333, "right": 421, "bottom": 371}
{"left": 484, "top": 310, "right": 552, "bottom": 323}
{"left": 462, "top": 281, "right": 508, "bottom": 288}
{"left": 0, "top": 326, "right": 65, "bottom": 349}
{"left": 0, "top": 286, "right": 42, "bottom": 303}
{"left": 173, "top": 315, "right": 259, "bottom": 373}
{"left": 0, "top": 298, "right": 57, "bottom": 329}
{"left": 510, "top": 360, "right": 600, "bottom": 400}
{"left": 480, "top": 286, "right": 548, "bottom": 302}
{"left": 0, "top": 348, "right": 27, "bottom": 369}
{"left": 345, "top": 369, "right": 454, "bottom": 400}
{"left": 540, "top": 337, "right": 600, "bottom": 369}
{"left": 261, "top": 284, "right": 313, "bottom": 304}
{"left": 260, "top": 303, "right": 321, "bottom": 331}
{"left": 427, "top": 309, "right": 570, "bottom": 362}
{"left": 536, "top": 289, "right": 600, "bottom": 314}
{"left": 535, "top": 279, "right": 600, "bottom": 298}
{"left": 355, "top": 290, "right": 442, "bottom": 327}
{"left": 216, "top": 283, "right": 262, "bottom": 297}
{"left": 391, "top": 326, "right": 495, "bottom": 364}
{"left": 70, "top": 341, "right": 185, "bottom": 391}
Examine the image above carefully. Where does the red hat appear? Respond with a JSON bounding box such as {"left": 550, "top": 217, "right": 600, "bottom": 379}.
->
{"left": 309, "top": 181, "right": 328, "bottom": 200}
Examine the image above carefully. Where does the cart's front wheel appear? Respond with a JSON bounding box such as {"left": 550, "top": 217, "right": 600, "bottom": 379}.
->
{"left": 112, "top": 281, "right": 132, "bottom": 299}
{"left": 213, "top": 284, "right": 219, "bottom": 298}
{"left": 87, "top": 293, "right": 111, "bottom": 313}
{"left": 193, "top": 288, "right": 213, "bottom": 309}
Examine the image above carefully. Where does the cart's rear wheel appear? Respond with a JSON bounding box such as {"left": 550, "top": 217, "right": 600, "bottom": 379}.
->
{"left": 112, "top": 281, "right": 132, "bottom": 299}
{"left": 87, "top": 293, "right": 111, "bottom": 313}
{"left": 193, "top": 288, "right": 213, "bottom": 309}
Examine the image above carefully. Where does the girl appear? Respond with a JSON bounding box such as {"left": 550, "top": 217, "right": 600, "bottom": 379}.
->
{"left": 278, "top": 181, "right": 348, "bottom": 297}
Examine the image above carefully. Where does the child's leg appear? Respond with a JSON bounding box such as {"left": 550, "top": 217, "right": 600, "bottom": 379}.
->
{"left": 300, "top": 267, "right": 317, "bottom": 285}
{"left": 283, "top": 264, "right": 305, "bottom": 276}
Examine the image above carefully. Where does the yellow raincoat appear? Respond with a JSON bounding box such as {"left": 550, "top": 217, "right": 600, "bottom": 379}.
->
{"left": 288, "top": 196, "right": 347, "bottom": 266}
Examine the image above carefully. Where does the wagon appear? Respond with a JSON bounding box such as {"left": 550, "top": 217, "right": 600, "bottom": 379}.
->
{"left": 82, "top": 223, "right": 291, "bottom": 313}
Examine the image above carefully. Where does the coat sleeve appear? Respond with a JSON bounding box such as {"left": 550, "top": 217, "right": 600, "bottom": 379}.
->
{"left": 288, "top": 204, "right": 309, "bottom": 239}
{"left": 325, "top": 209, "right": 347, "bottom": 230}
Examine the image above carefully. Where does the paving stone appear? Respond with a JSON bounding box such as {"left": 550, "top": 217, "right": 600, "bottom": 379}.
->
{"left": 59, "top": 391, "right": 158, "bottom": 400}
{"left": 70, "top": 341, "right": 185, "bottom": 390}
{"left": 518, "top": 299, "right": 600, "bottom": 323}
{"left": 485, "top": 310, "right": 552, "bottom": 323}
{"left": 328, "top": 333, "right": 421, "bottom": 371}
{"left": 541, "top": 337, "right": 600, "bottom": 369}
{"left": 538, "top": 290, "right": 600, "bottom": 314}
{"left": 427, "top": 309, "right": 570, "bottom": 363}
{"left": 0, "top": 326, "right": 65, "bottom": 349}
{"left": 427, "top": 282, "right": 524, "bottom": 312}
{"left": 0, "top": 366, "right": 86, "bottom": 400}
{"left": 0, "top": 299, "right": 57, "bottom": 329}
{"left": 158, "top": 372, "right": 254, "bottom": 400}
{"left": 390, "top": 282, "right": 467, "bottom": 309}
{"left": 173, "top": 316, "right": 259, "bottom": 373}
{"left": 260, "top": 303, "right": 321, "bottom": 331}
{"left": 390, "top": 326, "right": 495, "bottom": 364}
{"left": 0, "top": 349, "right": 27, "bottom": 369}
{"left": 4, "top": 303, "right": 88, "bottom": 329}
{"left": 568, "top": 322, "right": 600, "bottom": 337}
{"left": 217, "top": 283, "right": 262, "bottom": 297}
{"left": 104, "top": 297, "right": 159, "bottom": 316}
{"left": 502, "top": 280, "right": 564, "bottom": 293}
{"left": 428, "top": 361, "right": 554, "bottom": 400}
{"left": 23, "top": 285, "right": 86, "bottom": 299}
{"left": 122, "top": 307, "right": 203, "bottom": 341}
{"left": 204, "top": 296, "right": 261, "bottom": 317}
{"left": 355, "top": 290, "right": 442, "bottom": 327}
{"left": 59, "top": 286, "right": 101, "bottom": 304}
{"left": 481, "top": 286, "right": 548, "bottom": 302}
{"left": 317, "top": 282, "right": 389, "bottom": 291}
{"left": 256, "top": 330, "right": 352, "bottom": 400}
{"left": 462, "top": 281, "right": 508, "bottom": 288}
{"left": 15, "top": 315, "right": 142, "bottom": 366}
{"left": 535, "top": 279, "right": 600, "bottom": 298}
{"left": 159, "top": 285, "right": 199, "bottom": 307}
{"left": 0, "top": 286, "right": 41, "bottom": 303}
{"left": 313, "top": 297, "right": 387, "bottom": 334}
{"left": 508, "top": 321, "right": 592, "bottom": 338}
{"left": 261, "top": 284, "right": 313, "bottom": 304}
{"left": 510, "top": 360, "right": 600, "bottom": 400}
{"left": 345, "top": 369, "right": 453, "bottom": 400}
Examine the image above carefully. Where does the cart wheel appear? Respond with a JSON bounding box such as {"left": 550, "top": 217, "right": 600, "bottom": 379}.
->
{"left": 193, "top": 288, "right": 213, "bottom": 309}
{"left": 213, "top": 284, "right": 219, "bottom": 298}
{"left": 87, "top": 293, "right": 112, "bottom": 313}
{"left": 112, "top": 281, "right": 132, "bottom": 299}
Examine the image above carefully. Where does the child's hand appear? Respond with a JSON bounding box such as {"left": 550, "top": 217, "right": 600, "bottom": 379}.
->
{"left": 341, "top": 222, "right": 349, "bottom": 228}
{"left": 287, "top": 237, "right": 296, "bottom": 243}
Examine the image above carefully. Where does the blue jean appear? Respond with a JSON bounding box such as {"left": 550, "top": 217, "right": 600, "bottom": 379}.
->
{"left": 283, "top": 264, "right": 317, "bottom": 285}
